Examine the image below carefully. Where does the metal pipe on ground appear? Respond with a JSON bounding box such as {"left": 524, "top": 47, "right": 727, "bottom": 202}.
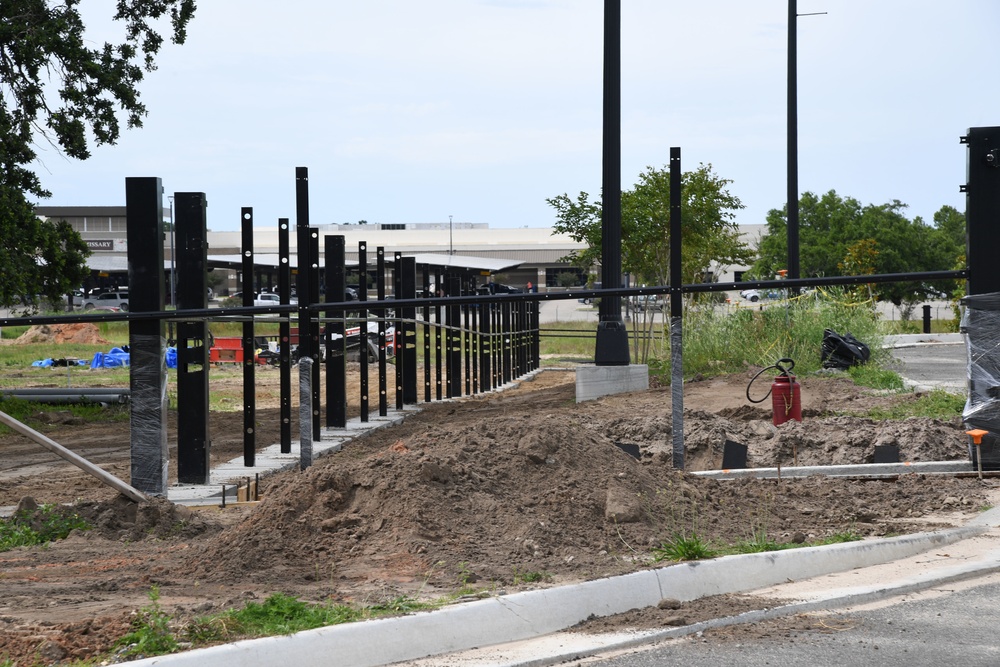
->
{"left": 0, "top": 410, "right": 147, "bottom": 503}
{"left": 0, "top": 388, "right": 130, "bottom": 404}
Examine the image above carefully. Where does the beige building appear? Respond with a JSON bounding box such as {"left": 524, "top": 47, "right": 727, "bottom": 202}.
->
{"left": 35, "top": 206, "right": 764, "bottom": 296}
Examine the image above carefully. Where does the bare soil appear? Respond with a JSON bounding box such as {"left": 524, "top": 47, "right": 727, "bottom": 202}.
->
{"left": 0, "top": 326, "right": 992, "bottom": 664}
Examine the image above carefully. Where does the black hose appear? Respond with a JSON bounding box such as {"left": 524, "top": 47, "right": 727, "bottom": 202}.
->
{"left": 746, "top": 358, "right": 796, "bottom": 404}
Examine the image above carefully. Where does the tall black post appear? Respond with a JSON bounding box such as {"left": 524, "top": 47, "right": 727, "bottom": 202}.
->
{"left": 175, "top": 192, "right": 210, "bottom": 483}
{"left": 125, "top": 177, "right": 167, "bottom": 495}
{"left": 669, "top": 148, "right": 685, "bottom": 470}
{"left": 278, "top": 218, "right": 292, "bottom": 452}
{"left": 325, "top": 235, "right": 347, "bottom": 427}
{"left": 358, "top": 242, "right": 370, "bottom": 421}
{"left": 595, "top": 0, "right": 629, "bottom": 365}
{"left": 964, "top": 126, "right": 1000, "bottom": 295}
{"left": 399, "top": 256, "right": 418, "bottom": 404}
{"left": 787, "top": 0, "right": 801, "bottom": 281}
{"left": 295, "top": 168, "right": 320, "bottom": 439}
{"left": 240, "top": 207, "right": 255, "bottom": 467}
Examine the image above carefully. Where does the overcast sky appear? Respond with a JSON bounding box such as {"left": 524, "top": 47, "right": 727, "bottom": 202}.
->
{"left": 32, "top": 1, "right": 1000, "bottom": 232}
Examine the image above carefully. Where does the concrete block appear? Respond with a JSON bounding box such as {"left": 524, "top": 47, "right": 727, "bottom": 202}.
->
{"left": 576, "top": 364, "right": 649, "bottom": 402}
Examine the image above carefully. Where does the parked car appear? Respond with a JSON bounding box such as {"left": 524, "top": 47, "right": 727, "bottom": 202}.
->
{"left": 634, "top": 294, "right": 668, "bottom": 311}
{"left": 578, "top": 282, "right": 603, "bottom": 304}
{"left": 254, "top": 292, "right": 298, "bottom": 307}
{"left": 477, "top": 283, "right": 523, "bottom": 295}
{"left": 739, "top": 288, "right": 783, "bottom": 303}
{"left": 82, "top": 291, "right": 129, "bottom": 311}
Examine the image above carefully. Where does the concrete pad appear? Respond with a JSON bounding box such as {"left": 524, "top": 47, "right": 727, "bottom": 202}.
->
{"left": 575, "top": 364, "right": 649, "bottom": 402}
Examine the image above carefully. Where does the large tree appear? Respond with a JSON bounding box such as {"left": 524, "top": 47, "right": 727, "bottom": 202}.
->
{"left": 0, "top": 0, "right": 195, "bottom": 309}
{"left": 548, "top": 163, "right": 753, "bottom": 290}
{"left": 751, "top": 191, "right": 963, "bottom": 305}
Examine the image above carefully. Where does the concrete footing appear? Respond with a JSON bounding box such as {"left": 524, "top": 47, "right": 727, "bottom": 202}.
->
{"left": 575, "top": 364, "right": 649, "bottom": 402}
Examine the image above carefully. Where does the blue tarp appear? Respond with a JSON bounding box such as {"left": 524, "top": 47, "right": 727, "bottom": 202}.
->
{"left": 90, "top": 347, "right": 130, "bottom": 369}
{"left": 31, "top": 358, "right": 89, "bottom": 367}
{"left": 33, "top": 347, "right": 177, "bottom": 369}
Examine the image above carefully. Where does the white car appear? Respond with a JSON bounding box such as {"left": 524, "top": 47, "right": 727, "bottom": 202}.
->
{"left": 82, "top": 291, "right": 130, "bottom": 311}
{"left": 253, "top": 292, "right": 298, "bottom": 307}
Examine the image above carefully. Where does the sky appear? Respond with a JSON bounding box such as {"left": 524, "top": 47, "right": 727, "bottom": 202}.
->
{"left": 31, "top": 1, "right": 1000, "bottom": 232}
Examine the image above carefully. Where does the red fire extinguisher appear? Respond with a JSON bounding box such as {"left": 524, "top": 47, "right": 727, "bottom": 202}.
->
{"left": 747, "top": 358, "right": 802, "bottom": 426}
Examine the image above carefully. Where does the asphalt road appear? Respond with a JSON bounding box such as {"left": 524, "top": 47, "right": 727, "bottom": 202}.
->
{"left": 585, "top": 574, "right": 1000, "bottom": 667}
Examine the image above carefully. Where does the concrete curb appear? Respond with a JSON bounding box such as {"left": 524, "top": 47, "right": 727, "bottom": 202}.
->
{"left": 124, "top": 524, "right": 984, "bottom": 667}
{"left": 693, "top": 460, "right": 977, "bottom": 480}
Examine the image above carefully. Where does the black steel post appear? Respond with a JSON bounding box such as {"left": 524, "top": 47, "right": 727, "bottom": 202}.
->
{"left": 447, "top": 275, "right": 462, "bottom": 397}
{"left": 125, "top": 177, "right": 167, "bottom": 495}
{"left": 175, "top": 192, "right": 211, "bottom": 483}
{"left": 434, "top": 269, "right": 443, "bottom": 401}
{"left": 479, "top": 298, "right": 492, "bottom": 392}
{"left": 308, "top": 228, "right": 321, "bottom": 440}
{"left": 240, "top": 207, "right": 256, "bottom": 467}
{"left": 377, "top": 247, "right": 388, "bottom": 416}
{"left": 278, "top": 218, "right": 292, "bottom": 452}
{"left": 964, "top": 126, "right": 1000, "bottom": 295}
{"left": 399, "top": 256, "right": 417, "bottom": 404}
{"left": 295, "top": 168, "right": 320, "bottom": 441}
{"left": 422, "top": 266, "right": 431, "bottom": 403}
{"left": 326, "top": 235, "right": 347, "bottom": 427}
{"left": 358, "top": 242, "right": 370, "bottom": 421}
{"left": 392, "top": 251, "right": 402, "bottom": 411}
{"left": 595, "top": 0, "right": 629, "bottom": 365}
{"left": 670, "top": 148, "right": 683, "bottom": 319}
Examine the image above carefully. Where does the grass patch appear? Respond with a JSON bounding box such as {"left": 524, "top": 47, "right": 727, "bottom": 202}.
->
{"left": 0, "top": 395, "right": 129, "bottom": 435}
{"left": 649, "top": 293, "right": 888, "bottom": 381}
{"left": 116, "top": 586, "right": 179, "bottom": 659}
{"left": 847, "top": 364, "right": 905, "bottom": 391}
{"left": 652, "top": 533, "right": 717, "bottom": 562}
{"left": 539, "top": 321, "right": 597, "bottom": 359}
{"left": 858, "top": 389, "right": 965, "bottom": 420}
{"left": 179, "top": 593, "right": 441, "bottom": 655}
{"left": 0, "top": 503, "right": 91, "bottom": 552}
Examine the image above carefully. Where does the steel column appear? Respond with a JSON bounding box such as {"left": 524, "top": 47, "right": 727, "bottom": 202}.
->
{"left": 125, "top": 177, "right": 167, "bottom": 495}
{"left": 175, "top": 192, "right": 210, "bottom": 483}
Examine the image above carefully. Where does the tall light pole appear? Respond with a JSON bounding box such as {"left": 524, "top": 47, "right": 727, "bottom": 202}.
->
{"left": 449, "top": 215, "right": 453, "bottom": 255}
{"left": 788, "top": 1, "right": 826, "bottom": 281}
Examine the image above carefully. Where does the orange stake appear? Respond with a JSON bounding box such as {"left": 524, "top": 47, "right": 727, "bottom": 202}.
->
{"left": 967, "top": 429, "right": 989, "bottom": 480}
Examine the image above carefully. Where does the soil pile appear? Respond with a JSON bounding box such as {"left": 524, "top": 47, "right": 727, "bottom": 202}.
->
{"left": 7, "top": 323, "right": 110, "bottom": 346}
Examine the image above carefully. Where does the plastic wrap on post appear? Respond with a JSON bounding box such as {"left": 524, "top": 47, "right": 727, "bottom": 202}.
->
{"left": 670, "top": 316, "right": 684, "bottom": 470}
{"left": 130, "top": 333, "right": 169, "bottom": 495}
{"left": 299, "top": 357, "right": 313, "bottom": 470}
{"left": 961, "top": 292, "right": 1000, "bottom": 433}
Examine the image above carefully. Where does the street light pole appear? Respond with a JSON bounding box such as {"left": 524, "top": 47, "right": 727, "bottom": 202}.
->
{"left": 449, "top": 215, "right": 453, "bottom": 255}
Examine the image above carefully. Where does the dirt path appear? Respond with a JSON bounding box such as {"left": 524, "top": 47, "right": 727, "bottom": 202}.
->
{"left": 0, "top": 364, "right": 992, "bottom": 664}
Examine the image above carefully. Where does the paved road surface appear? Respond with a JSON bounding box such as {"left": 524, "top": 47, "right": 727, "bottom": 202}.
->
{"left": 584, "top": 574, "right": 1000, "bottom": 667}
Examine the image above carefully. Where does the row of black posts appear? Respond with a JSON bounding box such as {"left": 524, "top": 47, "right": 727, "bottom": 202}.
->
{"left": 124, "top": 170, "right": 540, "bottom": 496}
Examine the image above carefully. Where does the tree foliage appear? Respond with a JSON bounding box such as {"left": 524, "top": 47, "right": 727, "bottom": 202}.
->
{"left": 547, "top": 163, "right": 753, "bottom": 291}
{"left": 0, "top": 0, "right": 195, "bottom": 308}
{"left": 0, "top": 188, "right": 90, "bottom": 310}
{"left": 750, "top": 191, "right": 965, "bottom": 305}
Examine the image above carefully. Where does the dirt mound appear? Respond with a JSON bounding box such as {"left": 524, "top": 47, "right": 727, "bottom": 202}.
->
{"left": 188, "top": 388, "right": 991, "bottom": 596}
{"left": 13, "top": 495, "right": 219, "bottom": 543}
{"left": 7, "top": 323, "right": 110, "bottom": 346}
